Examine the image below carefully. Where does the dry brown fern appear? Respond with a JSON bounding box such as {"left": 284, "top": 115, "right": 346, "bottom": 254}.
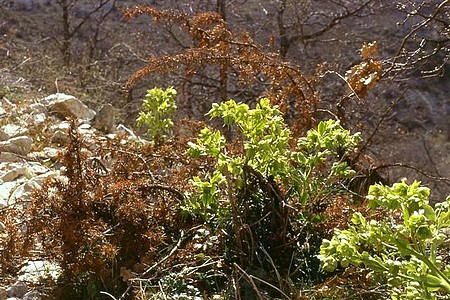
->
{"left": 124, "top": 6, "right": 319, "bottom": 131}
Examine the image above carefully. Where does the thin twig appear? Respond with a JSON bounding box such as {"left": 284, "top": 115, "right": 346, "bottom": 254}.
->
{"left": 353, "top": 95, "right": 403, "bottom": 162}
{"left": 139, "top": 230, "right": 185, "bottom": 277}
{"left": 137, "top": 184, "right": 186, "bottom": 201}
{"left": 373, "top": 163, "right": 450, "bottom": 183}
{"left": 233, "top": 263, "right": 267, "bottom": 300}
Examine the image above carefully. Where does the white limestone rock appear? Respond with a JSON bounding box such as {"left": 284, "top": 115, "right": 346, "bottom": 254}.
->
{"left": 0, "top": 181, "right": 19, "bottom": 207}
{"left": 30, "top": 112, "right": 47, "bottom": 125}
{"left": 44, "top": 93, "right": 95, "bottom": 121}
{"left": 0, "top": 124, "right": 28, "bottom": 141}
{"left": 116, "top": 124, "right": 140, "bottom": 141}
{"left": 18, "top": 260, "right": 61, "bottom": 284}
{"left": 0, "top": 136, "right": 33, "bottom": 156}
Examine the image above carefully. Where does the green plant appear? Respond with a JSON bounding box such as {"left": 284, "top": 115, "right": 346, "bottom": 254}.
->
{"left": 183, "top": 98, "right": 364, "bottom": 297}
{"left": 319, "top": 180, "right": 450, "bottom": 299}
{"left": 293, "top": 119, "right": 361, "bottom": 204}
{"left": 186, "top": 98, "right": 291, "bottom": 221}
{"left": 186, "top": 99, "right": 361, "bottom": 221}
{"left": 136, "top": 87, "right": 177, "bottom": 144}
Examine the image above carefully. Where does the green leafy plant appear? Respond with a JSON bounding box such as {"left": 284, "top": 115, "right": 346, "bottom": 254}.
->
{"left": 185, "top": 98, "right": 363, "bottom": 297}
{"left": 319, "top": 180, "right": 450, "bottom": 299}
{"left": 185, "top": 98, "right": 291, "bottom": 221}
{"left": 186, "top": 98, "right": 360, "bottom": 222}
{"left": 293, "top": 119, "right": 361, "bottom": 204}
{"left": 136, "top": 87, "right": 177, "bottom": 144}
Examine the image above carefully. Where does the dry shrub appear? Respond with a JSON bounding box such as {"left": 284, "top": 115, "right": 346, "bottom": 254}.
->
{"left": 0, "top": 207, "right": 31, "bottom": 278}
{"left": 23, "top": 121, "right": 205, "bottom": 298}
{"left": 123, "top": 6, "right": 319, "bottom": 131}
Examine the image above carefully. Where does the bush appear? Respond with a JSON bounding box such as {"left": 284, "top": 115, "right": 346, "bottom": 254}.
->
{"left": 319, "top": 180, "right": 450, "bottom": 299}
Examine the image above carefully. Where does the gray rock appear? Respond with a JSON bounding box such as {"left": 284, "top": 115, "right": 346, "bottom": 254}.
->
{"left": 92, "top": 104, "right": 115, "bottom": 133}
{"left": 0, "top": 136, "right": 33, "bottom": 156}
{"left": 0, "top": 152, "right": 21, "bottom": 163}
{"left": 0, "top": 124, "right": 28, "bottom": 141}
{"left": 45, "top": 93, "right": 95, "bottom": 121}
{"left": 116, "top": 124, "right": 138, "bottom": 140}
{"left": 6, "top": 281, "right": 27, "bottom": 298}
{"left": 23, "top": 290, "right": 42, "bottom": 300}
{"left": 1, "top": 164, "right": 28, "bottom": 182}
{"left": 28, "top": 103, "right": 46, "bottom": 114}
{"left": 9, "top": 171, "right": 55, "bottom": 204}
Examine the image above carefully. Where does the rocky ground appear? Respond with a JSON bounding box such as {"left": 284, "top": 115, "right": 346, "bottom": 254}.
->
{"left": 0, "top": 92, "right": 141, "bottom": 300}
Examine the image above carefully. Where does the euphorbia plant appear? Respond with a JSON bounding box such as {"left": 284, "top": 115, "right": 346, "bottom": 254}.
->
{"left": 186, "top": 98, "right": 360, "bottom": 222}
{"left": 319, "top": 180, "right": 450, "bottom": 299}
{"left": 136, "top": 87, "right": 177, "bottom": 144}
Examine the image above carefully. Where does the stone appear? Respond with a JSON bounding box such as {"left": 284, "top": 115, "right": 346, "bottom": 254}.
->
{"left": 0, "top": 124, "right": 28, "bottom": 141}
{"left": 78, "top": 123, "right": 93, "bottom": 136}
{"left": 6, "top": 281, "right": 27, "bottom": 298}
{"left": 56, "top": 121, "right": 70, "bottom": 130}
{"left": 1, "top": 164, "right": 28, "bottom": 182}
{"left": 0, "top": 181, "right": 19, "bottom": 207}
{"left": 23, "top": 290, "right": 42, "bottom": 300}
{"left": 116, "top": 124, "right": 139, "bottom": 140}
{"left": 45, "top": 93, "right": 95, "bottom": 121}
{"left": 30, "top": 113, "right": 46, "bottom": 125}
{"left": 28, "top": 103, "right": 46, "bottom": 114}
{"left": 0, "top": 152, "right": 21, "bottom": 163}
{"left": 0, "top": 136, "right": 33, "bottom": 156}
{"left": 18, "top": 260, "right": 61, "bottom": 283}
{"left": 9, "top": 171, "right": 56, "bottom": 204}
{"left": 92, "top": 104, "right": 115, "bottom": 133}
{"left": 42, "top": 147, "right": 60, "bottom": 160}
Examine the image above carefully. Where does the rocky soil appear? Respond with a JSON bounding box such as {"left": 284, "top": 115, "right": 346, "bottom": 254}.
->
{"left": 0, "top": 92, "right": 140, "bottom": 300}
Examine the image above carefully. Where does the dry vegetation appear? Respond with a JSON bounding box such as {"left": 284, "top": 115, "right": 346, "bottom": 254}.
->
{"left": 0, "top": 1, "right": 449, "bottom": 299}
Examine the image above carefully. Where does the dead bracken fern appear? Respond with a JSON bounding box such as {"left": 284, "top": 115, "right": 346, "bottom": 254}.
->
{"left": 124, "top": 6, "right": 319, "bottom": 130}
{"left": 23, "top": 121, "right": 207, "bottom": 298}
{"left": 345, "top": 41, "right": 382, "bottom": 99}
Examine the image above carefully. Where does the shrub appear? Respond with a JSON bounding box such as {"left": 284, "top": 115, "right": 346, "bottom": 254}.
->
{"left": 319, "top": 180, "right": 450, "bottom": 299}
{"left": 24, "top": 122, "right": 188, "bottom": 299}
{"left": 185, "top": 97, "right": 362, "bottom": 297}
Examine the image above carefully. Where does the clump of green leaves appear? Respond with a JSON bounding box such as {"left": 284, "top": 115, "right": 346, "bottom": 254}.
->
{"left": 319, "top": 180, "right": 450, "bottom": 299}
{"left": 293, "top": 119, "right": 361, "bottom": 204}
{"left": 186, "top": 98, "right": 361, "bottom": 222}
{"left": 186, "top": 98, "right": 291, "bottom": 221}
{"left": 136, "top": 87, "right": 177, "bottom": 144}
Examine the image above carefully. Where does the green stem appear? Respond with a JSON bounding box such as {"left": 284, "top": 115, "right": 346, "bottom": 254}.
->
{"left": 409, "top": 247, "right": 450, "bottom": 293}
